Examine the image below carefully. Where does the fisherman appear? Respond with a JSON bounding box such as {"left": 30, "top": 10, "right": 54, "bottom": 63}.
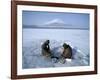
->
{"left": 41, "top": 40, "right": 52, "bottom": 57}
{"left": 41, "top": 40, "right": 59, "bottom": 63}
{"left": 62, "top": 43, "right": 72, "bottom": 59}
{"left": 60, "top": 43, "right": 72, "bottom": 63}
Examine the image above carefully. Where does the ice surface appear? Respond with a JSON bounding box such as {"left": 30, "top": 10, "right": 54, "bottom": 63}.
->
{"left": 22, "top": 28, "right": 89, "bottom": 69}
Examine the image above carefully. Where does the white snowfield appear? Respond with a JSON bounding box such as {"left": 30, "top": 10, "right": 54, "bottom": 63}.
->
{"left": 22, "top": 39, "right": 89, "bottom": 69}
{"left": 22, "top": 28, "right": 89, "bottom": 69}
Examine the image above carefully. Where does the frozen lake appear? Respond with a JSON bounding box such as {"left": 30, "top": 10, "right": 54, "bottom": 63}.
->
{"left": 22, "top": 28, "right": 90, "bottom": 69}
{"left": 23, "top": 28, "right": 89, "bottom": 54}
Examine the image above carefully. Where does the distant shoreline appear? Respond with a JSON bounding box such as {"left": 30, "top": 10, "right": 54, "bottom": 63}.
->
{"left": 23, "top": 26, "right": 89, "bottom": 30}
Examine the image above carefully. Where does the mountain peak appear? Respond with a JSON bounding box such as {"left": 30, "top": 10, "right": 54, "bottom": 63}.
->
{"left": 43, "top": 19, "right": 65, "bottom": 25}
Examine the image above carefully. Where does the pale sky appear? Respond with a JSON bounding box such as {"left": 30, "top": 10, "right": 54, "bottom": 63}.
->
{"left": 22, "top": 10, "right": 90, "bottom": 29}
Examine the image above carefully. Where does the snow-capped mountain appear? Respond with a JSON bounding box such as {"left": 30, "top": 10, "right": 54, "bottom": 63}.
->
{"left": 44, "top": 19, "right": 65, "bottom": 25}
{"left": 23, "top": 18, "right": 88, "bottom": 29}
{"left": 43, "top": 19, "right": 71, "bottom": 27}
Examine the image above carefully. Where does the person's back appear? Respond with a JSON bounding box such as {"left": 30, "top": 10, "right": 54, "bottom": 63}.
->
{"left": 61, "top": 43, "right": 72, "bottom": 59}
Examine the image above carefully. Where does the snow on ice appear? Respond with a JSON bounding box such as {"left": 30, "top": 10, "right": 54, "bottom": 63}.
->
{"left": 22, "top": 29, "right": 89, "bottom": 69}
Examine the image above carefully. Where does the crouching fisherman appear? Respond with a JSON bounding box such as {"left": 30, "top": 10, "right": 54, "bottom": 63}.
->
{"left": 41, "top": 40, "right": 59, "bottom": 62}
{"left": 41, "top": 40, "right": 52, "bottom": 57}
{"left": 60, "top": 43, "right": 72, "bottom": 63}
